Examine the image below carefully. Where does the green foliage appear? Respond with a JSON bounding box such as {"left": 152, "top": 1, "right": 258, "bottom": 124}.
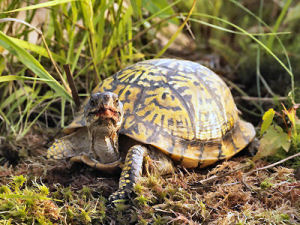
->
{"left": 255, "top": 105, "right": 300, "bottom": 161}
{"left": 255, "top": 125, "right": 290, "bottom": 160}
{"left": 260, "top": 178, "right": 274, "bottom": 189}
{"left": 260, "top": 108, "right": 275, "bottom": 136}
{"left": 0, "top": 0, "right": 184, "bottom": 139}
{"left": 0, "top": 31, "right": 71, "bottom": 101}
{"left": 135, "top": 194, "right": 150, "bottom": 206}
{"left": 0, "top": 175, "right": 60, "bottom": 224}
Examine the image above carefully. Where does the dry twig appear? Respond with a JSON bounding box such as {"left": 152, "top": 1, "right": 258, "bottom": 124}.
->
{"left": 190, "top": 163, "right": 251, "bottom": 187}
{"left": 242, "top": 152, "right": 300, "bottom": 192}
{"left": 64, "top": 64, "right": 80, "bottom": 109}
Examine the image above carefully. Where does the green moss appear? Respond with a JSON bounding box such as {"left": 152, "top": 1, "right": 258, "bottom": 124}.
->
{"left": 260, "top": 179, "right": 274, "bottom": 189}
{"left": 0, "top": 185, "right": 11, "bottom": 194}
{"left": 135, "top": 194, "right": 150, "bottom": 206}
{"left": 61, "top": 187, "right": 74, "bottom": 201}
{"left": 79, "top": 209, "right": 92, "bottom": 224}
{"left": 0, "top": 175, "right": 60, "bottom": 224}
{"left": 79, "top": 186, "right": 91, "bottom": 198}
{"left": 280, "top": 213, "right": 290, "bottom": 220}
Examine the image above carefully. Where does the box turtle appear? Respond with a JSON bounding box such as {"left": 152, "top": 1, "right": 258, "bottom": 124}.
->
{"left": 47, "top": 58, "right": 255, "bottom": 203}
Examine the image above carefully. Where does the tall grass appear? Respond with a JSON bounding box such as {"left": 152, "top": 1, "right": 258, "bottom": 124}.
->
{"left": 0, "top": 0, "right": 297, "bottom": 139}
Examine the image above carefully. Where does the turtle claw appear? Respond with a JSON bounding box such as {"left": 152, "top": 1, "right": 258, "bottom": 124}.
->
{"left": 107, "top": 190, "right": 132, "bottom": 209}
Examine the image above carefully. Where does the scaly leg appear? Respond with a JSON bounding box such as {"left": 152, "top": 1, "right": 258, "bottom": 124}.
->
{"left": 109, "top": 145, "right": 174, "bottom": 204}
{"left": 109, "top": 145, "right": 147, "bottom": 203}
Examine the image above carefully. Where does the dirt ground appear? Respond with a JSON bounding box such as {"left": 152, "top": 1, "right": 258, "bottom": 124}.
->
{"left": 0, "top": 128, "right": 299, "bottom": 224}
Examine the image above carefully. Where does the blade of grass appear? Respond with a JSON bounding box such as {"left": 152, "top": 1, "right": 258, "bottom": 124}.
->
{"left": 18, "top": 99, "right": 55, "bottom": 140}
{"left": 66, "top": 2, "right": 78, "bottom": 64}
{"left": 0, "top": 75, "right": 23, "bottom": 82}
{"left": 127, "top": 6, "right": 133, "bottom": 64}
{"left": 0, "top": 0, "right": 76, "bottom": 14}
{"left": 266, "top": 0, "right": 292, "bottom": 50}
{"left": 0, "top": 75, "right": 55, "bottom": 82}
{"left": 130, "top": 0, "right": 142, "bottom": 18}
{"left": 188, "top": 18, "right": 290, "bottom": 36}
{"left": 71, "top": 33, "right": 88, "bottom": 74}
{"left": 107, "top": 14, "right": 178, "bottom": 62}
{"left": 93, "top": 0, "right": 112, "bottom": 63}
{"left": 61, "top": 97, "right": 66, "bottom": 128}
{"left": 0, "top": 18, "right": 71, "bottom": 94}
{"left": 136, "top": 0, "right": 182, "bottom": 27}
{"left": 0, "top": 108, "right": 16, "bottom": 135}
{"left": 188, "top": 13, "right": 294, "bottom": 100}
{"left": 118, "top": 4, "right": 133, "bottom": 65}
{"left": 8, "top": 36, "right": 65, "bottom": 63}
{"left": 256, "top": 0, "right": 263, "bottom": 108}
{"left": 17, "top": 85, "right": 41, "bottom": 134}
{"left": 0, "top": 31, "right": 71, "bottom": 101}
{"left": 0, "top": 56, "right": 4, "bottom": 75}
{"left": 101, "top": 1, "right": 122, "bottom": 60}
{"left": 0, "top": 84, "right": 33, "bottom": 110}
{"left": 229, "top": 0, "right": 294, "bottom": 100}
{"left": 256, "top": 46, "right": 262, "bottom": 101}
{"left": 80, "top": 0, "right": 99, "bottom": 82}
{"left": 154, "top": 0, "right": 196, "bottom": 58}
{"left": 50, "top": 6, "right": 64, "bottom": 55}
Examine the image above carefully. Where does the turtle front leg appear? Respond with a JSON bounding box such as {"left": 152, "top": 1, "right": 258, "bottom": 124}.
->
{"left": 109, "top": 145, "right": 147, "bottom": 204}
{"left": 109, "top": 145, "right": 175, "bottom": 205}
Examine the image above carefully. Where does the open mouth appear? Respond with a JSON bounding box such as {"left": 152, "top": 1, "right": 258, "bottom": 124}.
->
{"left": 96, "top": 107, "right": 117, "bottom": 118}
{"left": 89, "top": 106, "right": 119, "bottom": 122}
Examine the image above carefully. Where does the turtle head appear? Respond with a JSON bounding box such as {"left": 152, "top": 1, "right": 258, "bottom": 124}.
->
{"left": 84, "top": 92, "right": 123, "bottom": 129}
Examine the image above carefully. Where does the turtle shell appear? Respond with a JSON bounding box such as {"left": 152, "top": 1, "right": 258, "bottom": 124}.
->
{"left": 66, "top": 59, "right": 255, "bottom": 168}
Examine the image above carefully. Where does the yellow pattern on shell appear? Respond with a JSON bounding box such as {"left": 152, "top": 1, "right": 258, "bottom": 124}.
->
{"left": 99, "top": 59, "right": 239, "bottom": 140}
